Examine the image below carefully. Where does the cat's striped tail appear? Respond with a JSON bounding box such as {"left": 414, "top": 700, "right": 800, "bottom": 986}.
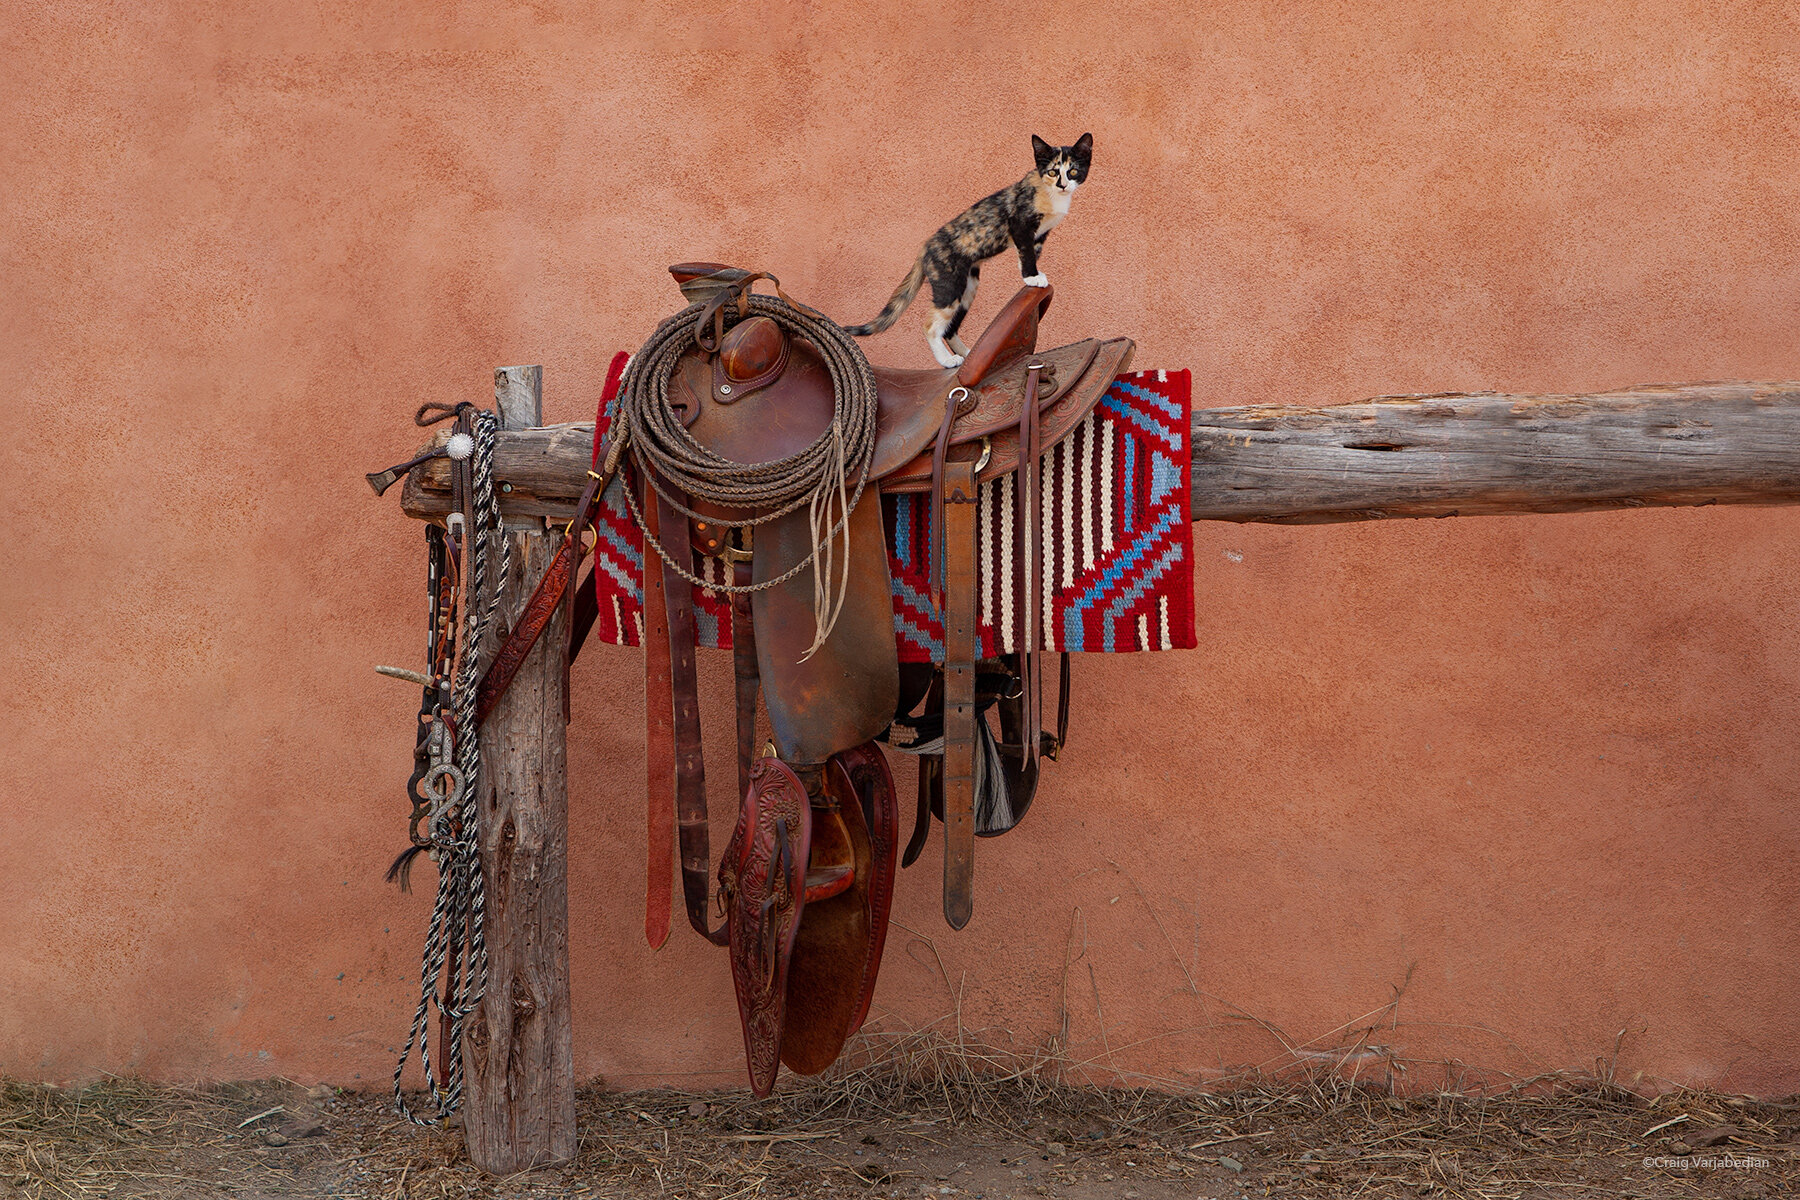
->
{"left": 841, "top": 251, "right": 926, "bottom": 336}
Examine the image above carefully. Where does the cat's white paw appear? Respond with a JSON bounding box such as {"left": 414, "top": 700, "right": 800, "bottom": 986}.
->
{"left": 928, "top": 337, "right": 966, "bottom": 368}
{"left": 1023, "top": 273, "right": 1049, "bottom": 288}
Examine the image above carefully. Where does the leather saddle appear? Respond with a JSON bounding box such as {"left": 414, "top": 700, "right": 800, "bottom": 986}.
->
{"left": 426, "top": 263, "right": 1130, "bottom": 1095}
{"left": 635, "top": 264, "right": 1131, "bottom": 1094}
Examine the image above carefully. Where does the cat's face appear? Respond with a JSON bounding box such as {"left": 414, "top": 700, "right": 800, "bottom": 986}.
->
{"left": 1031, "top": 133, "right": 1093, "bottom": 193}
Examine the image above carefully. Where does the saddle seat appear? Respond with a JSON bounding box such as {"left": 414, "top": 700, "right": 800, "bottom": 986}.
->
{"left": 667, "top": 263, "right": 1133, "bottom": 496}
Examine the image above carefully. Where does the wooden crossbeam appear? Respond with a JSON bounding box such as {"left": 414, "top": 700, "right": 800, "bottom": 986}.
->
{"left": 1187, "top": 382, "right": 1800, "bottom": 523}
{"left": 399, "top": 382, "right": 1800, "bottom": 525}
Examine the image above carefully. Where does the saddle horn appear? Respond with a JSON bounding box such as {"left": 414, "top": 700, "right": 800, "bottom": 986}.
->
{"left": 669, "top": 262, "right": 757, "bottom": 307}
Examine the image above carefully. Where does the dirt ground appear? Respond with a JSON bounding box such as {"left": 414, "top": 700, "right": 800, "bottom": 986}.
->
{"left": 3, "top": 1069, "right": 1797, "bottom": 1200}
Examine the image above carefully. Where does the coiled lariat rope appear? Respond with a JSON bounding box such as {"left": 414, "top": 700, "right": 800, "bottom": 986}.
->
{"left": 393, "top": 406, "right": 509, "bottom": 1125}
{"left": 614, "top": 288, "right": 880, "bottom": 655}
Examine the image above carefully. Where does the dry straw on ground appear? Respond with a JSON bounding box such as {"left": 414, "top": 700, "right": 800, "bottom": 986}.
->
{"left": 4, "top": 1031, "right": 1797, "bottom": 1199}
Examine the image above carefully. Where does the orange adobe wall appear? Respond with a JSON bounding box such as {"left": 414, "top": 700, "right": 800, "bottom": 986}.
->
{"left": 4, "top": 2, "right": 1797, "bottom": 1095}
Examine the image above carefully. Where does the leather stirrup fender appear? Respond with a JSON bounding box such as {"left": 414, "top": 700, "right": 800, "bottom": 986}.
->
{"left": 833, "top": 743, "right": 899, "bottom": 1037}
{"left": 777, "top": 744, "right": 900, "bottom": 1077}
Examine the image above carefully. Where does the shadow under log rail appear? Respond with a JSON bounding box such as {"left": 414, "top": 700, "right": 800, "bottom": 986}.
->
{"left": 401, "top": 382, "right": 1800, "bottom": 525}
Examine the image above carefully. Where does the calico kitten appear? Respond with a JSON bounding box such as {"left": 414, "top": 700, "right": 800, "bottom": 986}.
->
{"left": 844, "top": 133, "right": 1092, "bottom": 368}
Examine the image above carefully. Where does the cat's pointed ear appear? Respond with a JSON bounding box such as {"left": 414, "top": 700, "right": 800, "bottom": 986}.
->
{"left": 1031, "top": 134, "right": 1055, "bottom": 170}
{"left": 1072, "top": 132, "right": 1093, "bottom": 163}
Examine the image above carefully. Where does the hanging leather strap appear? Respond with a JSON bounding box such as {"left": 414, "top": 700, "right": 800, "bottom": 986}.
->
{"left": 643, "top": 474, "right": 676, "bottom": 950}
{"left": 475, "top": 353, "right": 630, "bottom": 724}
{"left": 472, "top": 461, "right": 606, "bottom": 725}
{"left": 927, "top": 384, "right": 974, "bottom": 606}
{"left": 660, "top": 489, "right": 729, "bottom": 946}
{"left": 570, "top": 568, "right": 601, "bottom": 660}
{"left": 730, "top": 557, "right": 760, "bottom": 803}
{"left": 1019, "top": 363, "right": 1045, "bottom": 784}
{"left": 475, "top": 455, "right": 622, "bottom": 727}
{"left": 939, "top": 456, "right": 979, "bottom": 930}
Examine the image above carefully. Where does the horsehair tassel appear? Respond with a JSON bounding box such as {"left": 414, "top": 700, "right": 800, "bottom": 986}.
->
{"left": 386, "top": 844, "right": 428, "bottom": 893}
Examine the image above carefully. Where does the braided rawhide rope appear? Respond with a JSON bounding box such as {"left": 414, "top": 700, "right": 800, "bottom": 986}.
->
{"left": 392, "top": 406, "right": 508, "bottom": 1125}
{"left": 614, "top": 284, "right": 880, "bottom": 655}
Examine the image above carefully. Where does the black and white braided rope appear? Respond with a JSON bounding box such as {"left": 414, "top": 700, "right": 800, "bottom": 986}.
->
{"left": 393, "top": 408, "right": 511, "bottom": 1125}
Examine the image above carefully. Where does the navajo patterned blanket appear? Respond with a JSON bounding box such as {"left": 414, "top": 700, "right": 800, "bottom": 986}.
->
{"left": 582, "top": 369, "right": 1196, "bottom": 661}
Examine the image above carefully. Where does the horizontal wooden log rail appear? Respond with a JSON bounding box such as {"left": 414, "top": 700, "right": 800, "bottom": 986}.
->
{"left": 399, "top": 382, "right": 1800, "bottom": 525}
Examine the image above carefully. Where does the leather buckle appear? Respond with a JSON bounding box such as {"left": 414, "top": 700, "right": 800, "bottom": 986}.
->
{"left": 563, "top": 470, "right": 603, "bottom": 539}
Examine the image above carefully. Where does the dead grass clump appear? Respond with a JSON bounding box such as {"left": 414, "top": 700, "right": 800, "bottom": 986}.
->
{"left": 0, "top": 1076, "right": 239, "bottom": 1199}
{"left": 2, "top": 1046, "right": 1796, "bottom": 1199}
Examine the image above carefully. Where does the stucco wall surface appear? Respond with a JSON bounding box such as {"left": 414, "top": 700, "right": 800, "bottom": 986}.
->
{"left": 4, "top": 1, "right": 1798, "bottom": 1095}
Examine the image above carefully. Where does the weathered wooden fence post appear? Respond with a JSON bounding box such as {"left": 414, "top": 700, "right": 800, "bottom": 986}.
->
{"left": 461, "top": 365, "right": 577, "bottom": 1172}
